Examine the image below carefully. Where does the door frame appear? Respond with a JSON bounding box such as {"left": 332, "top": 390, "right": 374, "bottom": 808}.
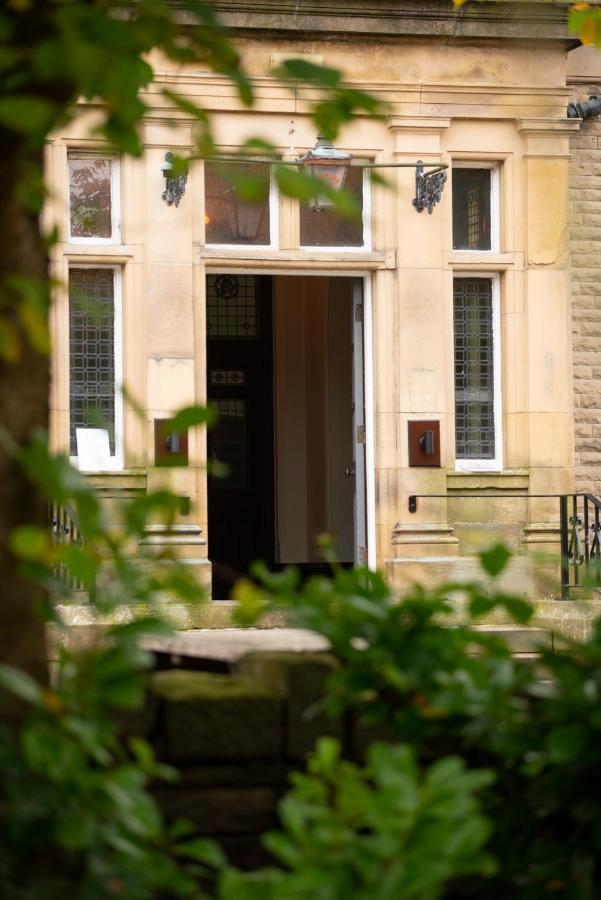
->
{"left": 204, "top": 266, "right": 377, "bottom": 570}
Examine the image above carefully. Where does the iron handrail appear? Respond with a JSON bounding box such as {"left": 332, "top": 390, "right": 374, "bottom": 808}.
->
{"left": 49, "top": 500, "right": 96, "bottom": 599}
{"left": 408, "top": 491, "right": 601, "bottom": 599}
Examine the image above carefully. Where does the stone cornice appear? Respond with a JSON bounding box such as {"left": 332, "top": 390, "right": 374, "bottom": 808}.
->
{"left": 517, "top": 117, "right": 581, "bottom": 135}
{"left": 175, "top": 1, "right": 575, "bottom": 45}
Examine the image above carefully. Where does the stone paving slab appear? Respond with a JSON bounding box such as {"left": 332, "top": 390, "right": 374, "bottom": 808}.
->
{"left": 141, "top": 624, "right": 551, "bottom": 666}
{"left": 142, "top": 628, "right": 329, "bottom": 664}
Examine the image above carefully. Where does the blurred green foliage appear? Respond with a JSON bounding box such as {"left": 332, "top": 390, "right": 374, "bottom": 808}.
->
{"left": 230, "top": 552, "right": 601, "bottom": 897}
{"left": 218, "top": 739, "right": 495, "bottom": 900}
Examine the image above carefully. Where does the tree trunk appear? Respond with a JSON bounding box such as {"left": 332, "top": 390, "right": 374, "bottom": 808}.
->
{"left": 0, "top": 141, "right": 50, "bottom": 684}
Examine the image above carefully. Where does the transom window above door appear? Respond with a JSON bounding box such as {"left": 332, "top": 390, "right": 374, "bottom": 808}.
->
{"left": 300, "top": 165, "right": 366, "bottom": 248}
{"left": 204, "top": 162, "right": 274, "bottom": 247}
{"left": 203, "top": 160, "right": 369, "bottom": 250}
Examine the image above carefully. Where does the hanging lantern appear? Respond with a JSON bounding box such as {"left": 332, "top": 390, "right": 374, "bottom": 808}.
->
{"left": 300, "top": 134, "right": 352, "bottom": 210}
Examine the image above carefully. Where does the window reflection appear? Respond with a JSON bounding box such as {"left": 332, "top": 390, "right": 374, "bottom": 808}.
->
{"left": 300, "top": 166, "right": 364, "bottom": 248}
{"left": 204, "top": 162, "right": 271, "bottom": 246}
{"left": 68, "top": 156, "right": 113, "bottom": 239}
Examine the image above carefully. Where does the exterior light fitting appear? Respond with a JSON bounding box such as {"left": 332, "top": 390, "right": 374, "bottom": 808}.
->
{"left": 298, "top": 136, "right": 447, "bottom": 214}
{"left": 299, "top": 133, "right": 352, "bottom": 210}
{"left": 413, "top": 161, "right": 447, "bottom": 214}
{"left": 189, "top": 141, "right": 450, "bottom": 216}
{"left": 161, "top": 152, "right": 188, "bottom": 207}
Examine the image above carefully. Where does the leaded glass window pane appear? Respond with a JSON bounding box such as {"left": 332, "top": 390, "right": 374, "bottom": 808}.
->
{"left": 452, "top": 168, "right": 491, "bottom": 250}
{"left": 68, "top": 156, "right": 114, "bottom": 239}
{"left": 206, "top": 275, "right": 259, "bottom": 339}
{"left": 210, "top": 399, "right": 247, "bottom": 488}
{"left": 453, "top": 278, "right": 495, "bottom": 460}
{"left": 69, "top": 268, "right": 116, "bottom": 455}
{"left": 300, "top": 166, "right": 364, "bottom": 247}
{"left": 205, "top": 162, "right": 271, "bottom": 245}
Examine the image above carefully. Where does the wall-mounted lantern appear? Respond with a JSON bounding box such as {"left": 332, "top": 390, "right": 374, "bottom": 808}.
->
{"left": 299, "top": 133, "right": 352, "bottom": 210}
{"left": 297, "top": 136, "right": 447, "bottom": 214}
{"left": 413, "top": 162, "right": 448, "bottom": 214}
{"left": 161, "top": 152, "right": 188, "bottom": 207}
{"left": 169, "top": 137, "right": 448, "bottom": 215}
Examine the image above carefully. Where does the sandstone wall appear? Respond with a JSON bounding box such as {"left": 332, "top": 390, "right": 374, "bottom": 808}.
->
{"left": 570, "top": 80, "right": 601, "bottom": 495}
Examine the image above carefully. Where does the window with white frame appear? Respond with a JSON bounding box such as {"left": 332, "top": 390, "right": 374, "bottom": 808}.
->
{"left": 68, "top": 153, "right": 120, "bottom": 243}
{"left": 204, "top": 161, "right": 276, "bottom": 247}
{"left": 453, "top": 276, "right": 502, "bottom": 470}
{"left": 69, "top": 267, "right": 123, "bottom": 470}
{"left": 299, "top": 165, "right": 368, "bottom": 249}
{"left": 452, "top": 164, "right": 499, "bottom": 252}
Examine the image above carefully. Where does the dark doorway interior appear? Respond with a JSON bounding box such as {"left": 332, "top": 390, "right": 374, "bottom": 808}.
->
{"left": 206, "top": 274, "right": 275, "bottom": 599}
{"left": 206, "top": 273, "right": 360, "bottom": 599}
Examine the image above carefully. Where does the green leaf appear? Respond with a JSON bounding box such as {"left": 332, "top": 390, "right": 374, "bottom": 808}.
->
{"left": 0, "top": 664, "right": 42, "bottom": 703}
{"left": 312, "top": 736, "right": 341, "bottom": 773}
{"left": 232, "top": 579, "right": 269, "bottom": 625}
{"left": 10, "top": 525, "right": 50, "bottom": 561}
{"left": 0, "top": 96, "right": 60, "bottom": 136}
{"left": 546, "top": 725, "right": 588, "bottom": 763}
{"left": 501, "top": 595, "right": 534, "bottom": 625}
{"left": 178, "top": 837, "right": 226, "bottom": 868}
{"left": 468, "top": 594, "right": 498, "bottom": 618}
{"left": 168, "top": 404, "right": 217, "bottom": 432}
{"left": 109, "top": 616, "right": 173, "bottom": 642}
{"left": 478, "top": 543, "right": 511, "bottom": 578}
{"left": 278, "top": 58, "right": 341, "bottom": 87}
{"left": 58, "top": 544, "right": 97, "bottom": 588}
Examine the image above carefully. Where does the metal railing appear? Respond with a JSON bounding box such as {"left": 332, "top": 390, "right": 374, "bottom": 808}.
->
{"left": 49, "top": 500, "right": 95, "bottom": 598}
{"left": 559, "top": 494, "right": 601, "bottom": 599}
{"left": 408, "top": 491, "right": 601, "bottom": 600}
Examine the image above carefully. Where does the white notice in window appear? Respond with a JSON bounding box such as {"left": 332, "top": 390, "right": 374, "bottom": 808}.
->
{"left": 76, "top": 428, "right": 112, "bottom": 471}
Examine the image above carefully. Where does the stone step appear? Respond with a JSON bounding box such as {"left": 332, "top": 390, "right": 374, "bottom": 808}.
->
{"left": 472, "top": 625, "right": 552, "bottom": 652}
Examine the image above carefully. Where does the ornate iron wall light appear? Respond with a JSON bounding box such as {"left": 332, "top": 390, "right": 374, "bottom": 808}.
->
{"left": 161, "top": 152, "right": 188, "bottom": 207}
{"left": 413, "top": 161, "right": 448, "bottom": 214}
{"left": 299, "top": 136, "right": 447, "bottom": 213}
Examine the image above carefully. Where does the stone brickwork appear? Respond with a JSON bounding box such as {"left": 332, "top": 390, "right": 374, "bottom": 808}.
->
{"left": 129, "top": 630, "right": 553, "bottom": 869}
{"left": 140, "top": 652, "right": 346, "bottom": 869}
{"left": 570, "top": 83, "right": 601, "bottom": 495}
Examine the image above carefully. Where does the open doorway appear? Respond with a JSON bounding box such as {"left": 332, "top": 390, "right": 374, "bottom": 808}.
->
{"left": 206, "top": 273, "right": 367, "bottom": 598}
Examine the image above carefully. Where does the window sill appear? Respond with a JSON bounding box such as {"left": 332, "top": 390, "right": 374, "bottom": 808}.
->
{"left": 447, "top": 469, "right": 529, "bottom": 491}
{"left": 59, "top": 243, "right": 140, "bottom": 262}
{"left": 447, "top": 251, "right": 522, "bottom": 270}
{"left": 84, "top": 470, "right": 147, "bottom": 492}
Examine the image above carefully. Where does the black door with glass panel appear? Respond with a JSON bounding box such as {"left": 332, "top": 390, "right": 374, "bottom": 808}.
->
{"left": 206, "top": 274, "right": 274, "bottom": 598}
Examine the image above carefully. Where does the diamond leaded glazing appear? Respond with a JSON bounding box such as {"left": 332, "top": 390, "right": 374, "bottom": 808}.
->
{"left": 206, "top": 274, "right": 259, "bottom": 339}
{"left": 69, "top": 268, "right": 115, "bottom": 455}
{"left": 453, "top": 278, "right": 495, "bottom": 460}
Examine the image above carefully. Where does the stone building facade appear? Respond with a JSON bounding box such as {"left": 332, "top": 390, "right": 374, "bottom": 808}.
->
{"left": 568, "top": 46, "right": 601, "bottom": 497}
{"left": 47, "top": 1, "right": 582, "bottom": 601}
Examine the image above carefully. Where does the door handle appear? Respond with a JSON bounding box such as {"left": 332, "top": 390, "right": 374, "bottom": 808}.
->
{"left": 345, "top": 466, "right": 355, "bottom": 478}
